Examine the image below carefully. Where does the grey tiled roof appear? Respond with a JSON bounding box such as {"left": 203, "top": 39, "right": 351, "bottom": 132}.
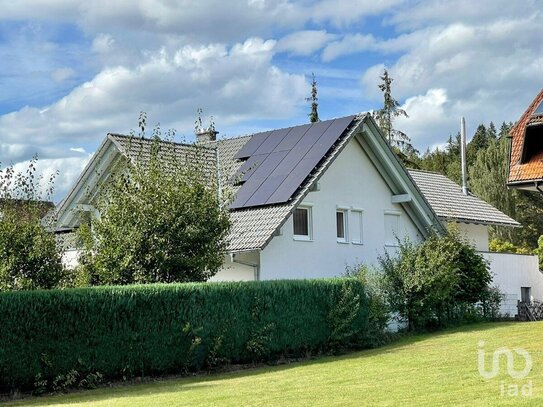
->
{"left": 408, "top": 169, "right": 520, "bottom": 227}
{"left": 105, "top": 115, "right": 365, "bottom": 252}
{"left": 109, "top": 134, "right": 217, "bottom": 177}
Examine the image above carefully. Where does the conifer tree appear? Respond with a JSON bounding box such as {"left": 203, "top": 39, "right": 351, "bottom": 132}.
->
{"left": 306, "top": 73, "right": 319, "bottom": 123}
{"left": 373, "top": 70, "right": 413, "bottom": 151}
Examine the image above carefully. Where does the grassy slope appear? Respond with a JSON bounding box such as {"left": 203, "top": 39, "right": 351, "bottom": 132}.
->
{"left": 7, "top": 322, "right": 543, "bottom": 406}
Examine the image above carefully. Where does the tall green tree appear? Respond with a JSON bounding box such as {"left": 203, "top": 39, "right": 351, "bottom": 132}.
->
{"left": 374, "top": 70, "right": 410, "bottom": 148}
{"left": 78, "top": 120, "right": 231, "bottom": 285}
{"left": 306, "top": 73, "right": 319, "bottom": 123}
{"left": 0, "top": 157, "right": 64, "bottom": 290}
{"left": 373, "top": 70, "right": 419, "bottom": 168}
{"left": 467, "top": 124, "right": 489, "bottom": 164}
{"left": 469, "top": 137, "right": 517, "bottom": 239}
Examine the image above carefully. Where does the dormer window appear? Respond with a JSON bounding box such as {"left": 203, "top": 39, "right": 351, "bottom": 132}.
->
{"left": 521, "top": 123, "right": 543, "bottom": 164}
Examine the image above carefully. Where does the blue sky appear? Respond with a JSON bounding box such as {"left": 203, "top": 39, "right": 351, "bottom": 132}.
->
{"left": 0, "top": 0, "right": 542, "bottom": 201}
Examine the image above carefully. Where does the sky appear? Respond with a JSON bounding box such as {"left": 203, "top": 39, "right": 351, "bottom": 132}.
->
{"left": 0, "top": 0, "right": 542, "bottom": 202}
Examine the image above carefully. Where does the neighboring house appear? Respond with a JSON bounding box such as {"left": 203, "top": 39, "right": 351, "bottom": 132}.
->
{"left": 410, "top": 169, "right": 542, "bottom": 315}
{"left": 55, "top": 113, "right": 541, "bottom": 315}
{"left": 507, "top": 88, "right": 543, "bottom": 191}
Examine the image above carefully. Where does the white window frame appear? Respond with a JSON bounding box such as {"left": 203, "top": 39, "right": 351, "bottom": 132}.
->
{"left": 336, "top": 206, "right": 349, "bottom": 243}
{"left": 293, "top": 204, "right": 313, "bottom": 241}
{"left": 384, "top": 210, "right": 401, "bottom": 247}
{"left": 350, "top": 207, "right": 364, "bottom": 245}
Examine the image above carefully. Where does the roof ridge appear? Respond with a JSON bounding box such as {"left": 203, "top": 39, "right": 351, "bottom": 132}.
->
{"left": 108, "top": 133, "right": 210, "bottom": 150}
{"left": 407, "top": 168, "right": 443, "bottom": 175}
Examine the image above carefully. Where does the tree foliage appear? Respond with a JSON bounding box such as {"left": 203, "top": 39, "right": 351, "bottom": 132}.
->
{"left": 77, "top": 121, "right": 231, "bottom": 285}
{"left": 0, "top": 157, "right": 64, "bottom": 290}
{"left": 378, "top": 231, "right": 493, "bottom": 330}
{"left": 306, "top": 73, "right": 319, "bottom": 123}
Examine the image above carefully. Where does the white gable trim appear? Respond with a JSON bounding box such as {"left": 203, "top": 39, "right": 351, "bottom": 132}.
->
{"left": 55, "top": 136, "right": 122, "bottom": 229}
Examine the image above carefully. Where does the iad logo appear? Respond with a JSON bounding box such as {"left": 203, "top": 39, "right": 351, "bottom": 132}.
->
{"left": 477, "top": 340, "right": 533, "bottom": 397}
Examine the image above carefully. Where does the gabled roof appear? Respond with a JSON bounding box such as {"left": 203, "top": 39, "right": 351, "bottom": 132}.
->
{"left": 409, "top": 169, "right": 520, "bottom": 227}
{"left": 55, "top": 114, "right": 444, "bottom": 252}
{"left": 508, "top": 88, "right": 543, "bottom": 186}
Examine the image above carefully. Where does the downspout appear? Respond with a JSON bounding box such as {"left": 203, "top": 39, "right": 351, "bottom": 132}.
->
{"left": 536, "top": 181, "right": 543, "bottom": 195}
{"left": 230, "top": 253, "right": 260, "bottom": 281}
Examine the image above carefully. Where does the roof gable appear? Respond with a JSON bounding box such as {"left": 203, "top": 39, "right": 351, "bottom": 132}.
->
{"left": 508, "top": 88, "right": 543, "bottom": 186}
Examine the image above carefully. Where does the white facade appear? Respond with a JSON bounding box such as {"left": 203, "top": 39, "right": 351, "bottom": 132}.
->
{"left": 217, "top": 137, "right": 422, "bottom": 280}
{"left": 456, "top": 222, "right": 489, "bottom": 251}
{"left": 483, "top": 252, "right": 543, "bottom": 315}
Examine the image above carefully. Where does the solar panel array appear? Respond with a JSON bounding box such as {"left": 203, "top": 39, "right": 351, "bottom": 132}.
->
{"left": 230, "top": 115, "right": 355, "bottom": 209}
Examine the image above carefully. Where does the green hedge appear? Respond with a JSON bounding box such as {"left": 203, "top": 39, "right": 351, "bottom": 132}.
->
{"left": 0, "top": 278, "right": 369, "bottom": 393}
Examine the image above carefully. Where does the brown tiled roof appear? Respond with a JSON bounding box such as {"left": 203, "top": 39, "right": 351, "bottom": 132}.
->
{"left": 508, "top": 88, "right": 543, "bottom": 184}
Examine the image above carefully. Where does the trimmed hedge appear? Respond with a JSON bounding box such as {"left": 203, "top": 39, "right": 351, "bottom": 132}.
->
{"left": 0, "top": 278, "right": 369, "bottom": 393}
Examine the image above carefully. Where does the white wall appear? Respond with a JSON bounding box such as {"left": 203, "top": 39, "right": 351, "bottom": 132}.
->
{"left": 482, "top": 252, "right": 543, "bottom": 316}
{"left": 456, "top": 222, "right": 489, "bottom": 251}
{"left": 210, "top": 251, "right": 259, "bottom": 281}
{"left": 259, "top": 138, "right": 423, "bottom": 280}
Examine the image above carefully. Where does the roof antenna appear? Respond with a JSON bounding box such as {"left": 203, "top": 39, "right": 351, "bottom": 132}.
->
{"left": 460, "top": 117, "right": 468, "bottom": 195}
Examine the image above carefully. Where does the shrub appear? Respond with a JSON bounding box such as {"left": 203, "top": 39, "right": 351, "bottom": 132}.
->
{"left": 0, "top": 157, "right": 64, "bottom": 291}
{"left": 0, "top": 278, "right": 369, "bottom": 393}
{"left": 378, "top": 231, "right": 493, "bottom": 330}
{"left": 77, "top": 120, "right": 230, "bottom": 285}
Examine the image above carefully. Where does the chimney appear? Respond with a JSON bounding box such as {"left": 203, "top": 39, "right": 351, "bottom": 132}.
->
{"left": 460, "top": 117, "right": 468, "bottom": 195}
{"left": 195, "top": 128, "right": 218, "bottom": 144}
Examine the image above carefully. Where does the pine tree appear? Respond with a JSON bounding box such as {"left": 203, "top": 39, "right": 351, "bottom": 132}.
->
{"left": 488, "top": 122, "right": 497, "bottom": 139}
{"left": 498, "top": 121, "right": 513, "bottom": 139}
{"left": 467, "top": 124, "right": 488, "bottom": 164}
{"left": 306, "top": 73, "right": 319, "bottom": 123}
{"left": 373, "top": 69, "right": 413, "bottom": 152}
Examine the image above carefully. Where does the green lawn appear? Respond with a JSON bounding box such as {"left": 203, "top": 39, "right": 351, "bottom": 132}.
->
{"left": 6, "top": 322, "right": 543, "bottom": 406}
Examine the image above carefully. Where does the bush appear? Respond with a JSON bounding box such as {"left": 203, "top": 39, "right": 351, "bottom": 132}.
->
{"left": 0, "top": 157, "right": 64, "bottom": 291}
{"left": 0, "top": 278, "right": 369, "bottom": 393}
{"left": 378, "top": 231, "right": 494, "bottom": 330}
{"left": 77, "top": 121, "right": 230, "bottom": 285}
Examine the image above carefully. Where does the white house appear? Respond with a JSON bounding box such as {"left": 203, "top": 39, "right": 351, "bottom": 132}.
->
{"left": 55, "top": 114, "right": 542, "bottom": 316}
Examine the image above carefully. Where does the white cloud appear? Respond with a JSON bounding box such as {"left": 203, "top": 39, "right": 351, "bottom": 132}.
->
{"left": 69, "top": 147, "right": 86, "bottom": 153}
{"left": 312, "top": 0, "right": 404, "bottom": 27}
{"left": 0, "top": 37, "right": 307, "bottom": 146}
{"left": 395, "top": 88, "right": 451, "bottom": 148}
{"left": 322, "top": 33, "right": 377, "bottom": 62}
{"left": 91, "top": 33, "right": 114, "bottom": 54}
{"left": 360, "top": 9, "right": 543, "bottom": 145}
{"left": 51, "top": 67, "right": 75, "bottom": 83}
{"left": 7, "top": 155, "right": 91, "bottom": 202}
{"left": 276, "top": 30, "right": 338, "bottom": 56}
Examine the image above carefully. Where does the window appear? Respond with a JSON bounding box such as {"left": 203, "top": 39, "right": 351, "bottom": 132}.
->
{"left": 293, "top": 207, "right": 312, "bottom": 240}
{"left": 351, "top": 210, "right": 363, "bottom": 244}
{"left": 336, "top": 210, "right": 348, "bottom": 242}
{"left": 521, "top": 287, "right": 532, "bottom": 304}
{"left": 384, "top": 212, "right": 400, "bottom": 246}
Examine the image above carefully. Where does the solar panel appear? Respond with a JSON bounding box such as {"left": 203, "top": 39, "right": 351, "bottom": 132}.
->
{"left": 234, "top": 131, "right": 272, "bottom": 159}
{"left": 253, "top": 128, "right": 291, "bottom": 155}
{"left": 266, "top": 158, "right": 319, "bottom": 204}
{"left": 229, "top": 116, "right": 356, "bottom": 209}
{"left": 533, "top": 100, "right": 543, "bottom": 116}
{"left": 232, "top": 154, "right": 267, "bottom": 183}
{"left": 244, "top": 174, "right": 288, "bottom": 207}
{"left": 230, "top": 175, "right": 268, "bottom": 208}
{"left": 274, "top": 123, "right": 311, "bottom": 151}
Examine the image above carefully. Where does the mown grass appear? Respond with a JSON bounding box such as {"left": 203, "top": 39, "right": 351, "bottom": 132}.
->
{"left": 6, "top": 322, "right": 543, "bottom": 406}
